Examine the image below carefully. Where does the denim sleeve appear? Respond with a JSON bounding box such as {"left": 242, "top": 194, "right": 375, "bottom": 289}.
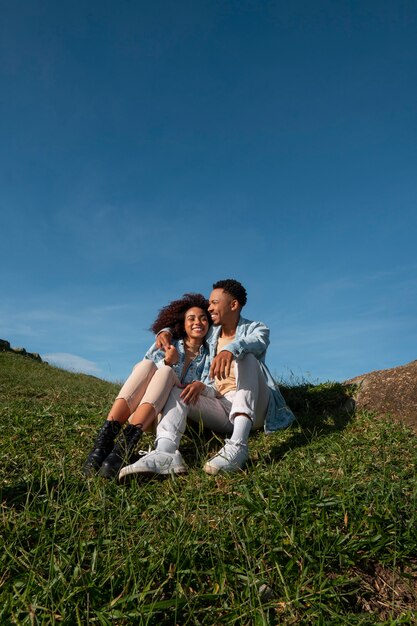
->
{"left": 219, "top": 321, "right": 270, "bottom": 360}
{"left": 144, "top": 343, "right": 166, "bottom": 368}
{"left": 156, "top": 327, "right": 173, "bottom": 338}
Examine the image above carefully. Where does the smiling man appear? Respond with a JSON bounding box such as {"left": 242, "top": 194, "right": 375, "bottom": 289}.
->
{"left": 119, "top": 279, "right": 295, "bottom": 479}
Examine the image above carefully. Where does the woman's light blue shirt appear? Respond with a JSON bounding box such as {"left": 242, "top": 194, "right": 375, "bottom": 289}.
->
{"left": 144, "top": 338, "right": 216, "bottom": 395}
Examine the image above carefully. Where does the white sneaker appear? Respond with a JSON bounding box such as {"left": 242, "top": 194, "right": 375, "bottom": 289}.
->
{"left": 119, "top": 449, "right": 187, "bottom": 480}
{"left": 203, "top": 439, "right": 249, "bottom": 475}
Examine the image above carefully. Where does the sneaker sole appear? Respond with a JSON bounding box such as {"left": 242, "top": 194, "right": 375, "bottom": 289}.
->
{"left": 119, "top": 465, "right": 187, "bottom": 482}
{"left": 203, "top": 460, "right": 248, "bottom": 475}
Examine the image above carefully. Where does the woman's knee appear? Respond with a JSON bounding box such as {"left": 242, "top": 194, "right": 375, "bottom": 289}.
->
{"left": 158, "top": 364, "right": 177, "bottom": 377}
{"left": 132, "top": 359, "right": 157, "bottom": 374}
{"left": 154, "top": 365, "right": 181, "bottom": 387}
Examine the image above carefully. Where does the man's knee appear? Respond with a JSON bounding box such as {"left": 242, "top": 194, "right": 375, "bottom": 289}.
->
{"left": 160, "top": 386, "right": 188, "bottom": 418}
{"left": 239, "top": 353, "right": 258, "bottom": 365}
{"left": 235, "top": 353, "right": 261, "bottom": 376}
{"left": 168, "top": 385, "right": 183, "bottom": 401}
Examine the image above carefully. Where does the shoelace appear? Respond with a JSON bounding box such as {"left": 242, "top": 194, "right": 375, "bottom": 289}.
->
{"left": 136, "top": 446, "right": 153, "bottom": 456}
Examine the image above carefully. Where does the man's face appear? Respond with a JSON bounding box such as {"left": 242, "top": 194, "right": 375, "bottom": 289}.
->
{"left": 208, "top": 288, "right": 238, "bottom": 326}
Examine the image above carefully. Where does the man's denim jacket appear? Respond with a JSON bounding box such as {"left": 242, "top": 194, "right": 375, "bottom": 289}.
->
{"left": 202, "top": 316, "right": 295, "bottom": 433}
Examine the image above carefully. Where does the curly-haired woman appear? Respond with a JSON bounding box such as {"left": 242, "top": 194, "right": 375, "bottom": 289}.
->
{"left": 82, "top": 293, "right": 213, "bottom": 478}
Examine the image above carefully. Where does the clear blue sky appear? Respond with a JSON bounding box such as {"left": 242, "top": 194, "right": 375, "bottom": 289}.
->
{"left": 1, "top": 0, "right": 416, "bottom": 384}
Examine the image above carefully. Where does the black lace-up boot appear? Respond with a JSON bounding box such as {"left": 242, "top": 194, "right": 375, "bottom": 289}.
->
{"left": 99, "top": 424, "right": 143, "bottom": 478}
{"left": 83, "top": 420, "right": 122, "bottom": 476}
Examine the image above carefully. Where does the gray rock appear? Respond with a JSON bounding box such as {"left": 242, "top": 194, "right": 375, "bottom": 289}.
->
{"left": 14, "top": 347, "right": 27, "bottom": 356}
{"left": 345, "top": 360, "right": 417, "bottom": 432}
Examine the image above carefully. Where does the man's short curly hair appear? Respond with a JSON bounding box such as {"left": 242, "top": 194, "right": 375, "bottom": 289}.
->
{"left": 212, "top": 279, "right": 247, "bottom": 307}
{"left": 150, "top": 293, "right": 211, "bottom": 339}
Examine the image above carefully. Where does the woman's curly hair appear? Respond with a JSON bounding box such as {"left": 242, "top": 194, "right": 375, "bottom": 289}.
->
{"left": 150, "top": 293, "right": 211, "bottom": 339}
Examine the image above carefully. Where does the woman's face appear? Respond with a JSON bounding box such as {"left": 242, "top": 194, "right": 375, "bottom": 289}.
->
{"left": 184, "top": 307, "right": 210, "bottom": 340}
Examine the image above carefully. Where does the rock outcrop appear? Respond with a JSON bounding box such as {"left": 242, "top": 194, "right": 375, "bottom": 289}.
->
{"left": 346, "top": 360, "right": 417, "bottom": 432}
{"left": 0, "top": 339, "right": 43, "bottom": 363}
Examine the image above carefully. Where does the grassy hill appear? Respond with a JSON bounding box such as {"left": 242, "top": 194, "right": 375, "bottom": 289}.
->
{"left": 1, "top": 351, "right": 417, "bottom": 625}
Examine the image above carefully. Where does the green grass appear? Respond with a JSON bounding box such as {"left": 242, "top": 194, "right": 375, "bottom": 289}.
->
{"left": 1, "top": 351, "right": 417, "bottom": 625}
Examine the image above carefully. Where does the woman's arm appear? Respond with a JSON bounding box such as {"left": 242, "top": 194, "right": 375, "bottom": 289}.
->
{"left": 144, "top": 342, "right": 179, "bottom": 368}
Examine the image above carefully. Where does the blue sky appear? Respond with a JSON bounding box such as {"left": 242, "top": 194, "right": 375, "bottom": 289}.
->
{"left": 1, "top": 0, "right": 416, "bottom": 384}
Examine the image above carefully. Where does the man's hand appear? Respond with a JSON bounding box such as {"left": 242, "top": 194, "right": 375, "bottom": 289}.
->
{"left": 209, "top": 350, "right": 234, "bottom": 380}
{"left": 156, "top": 331, "right": 172, "bottom": 351}
{"left": 180, "top": 381, "right": 205, "bottom": 405}
{"left": 164, "top": 345, "right": 179, "bottom": 366}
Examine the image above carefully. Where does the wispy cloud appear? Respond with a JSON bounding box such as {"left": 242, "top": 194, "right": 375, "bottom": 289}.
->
{"left": 42, "top": 353, "right": 101, "bottom": 375}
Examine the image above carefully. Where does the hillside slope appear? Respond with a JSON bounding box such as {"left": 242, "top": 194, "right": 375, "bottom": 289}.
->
{"left": 0, "top": 351, "right": 120, "bottom": 481}
{"left": 0, "top": 350, "right": 119, "bottom": 413}
{"left": 1, "top": 352, "right": 417, "bottom": 624}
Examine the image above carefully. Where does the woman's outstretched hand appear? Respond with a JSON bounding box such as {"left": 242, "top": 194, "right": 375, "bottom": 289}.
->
{"left": 164, "top": 345, "right": 179, "bottom": 366}
{"left": 180, "top": 381, "right": 205, "bottom": 405}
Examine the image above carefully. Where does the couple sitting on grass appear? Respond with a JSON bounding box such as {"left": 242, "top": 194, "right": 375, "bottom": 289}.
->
{"left": 83, "top": 278, "right": 294, "bottom": 480}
